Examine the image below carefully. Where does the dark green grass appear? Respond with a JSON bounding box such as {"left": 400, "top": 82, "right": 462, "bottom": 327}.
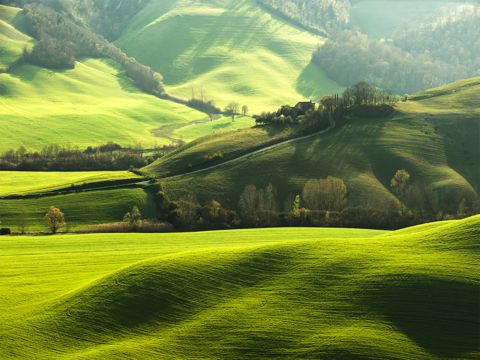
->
{"left": 0, "top": 216, "right": 478, "bottom": 359}
{"left": 0, "top": 188, "right": 156, "bottom": 231}
{"left": 151, "top": 78, "right": 479, "bottom": 209}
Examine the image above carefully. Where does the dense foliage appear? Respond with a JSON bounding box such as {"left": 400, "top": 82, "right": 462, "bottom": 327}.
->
{"left": 257, "top": 0, "right": 350, "bottom": 35}
{"left": 313, "top": 5, "right": 480, "bottom": 94}
{"left": 255, "top": 83, "right": 395, "bottom": 128}
{"left": 0, "top": 143, "right": 176, "bottom": 171}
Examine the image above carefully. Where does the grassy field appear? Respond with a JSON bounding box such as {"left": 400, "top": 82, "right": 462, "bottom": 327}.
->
{"left": 0, "top": 5, "right": 32, "bottom": 70}
{"left": 144, "top": 125, "right": 294, "bottom": 177}
{"left": 0, "top": 188, "right": 156, "bottom": 232}
{"left": 0, "top": 216, "right": 478, "bottom": 358}
{"left": 150, "top": 78, "right": 479, "bottom": 210}
{"left": 0, "top": 58, "right": 208, "bottom": 152}
{"left": 0, "top": 171, "right": 140, "bottom": 197}
{"left": 173, "top": 116, "right": 256, "bottom": 143}
{"left": 116, "top": 0, "right": 342, "bottom": 113}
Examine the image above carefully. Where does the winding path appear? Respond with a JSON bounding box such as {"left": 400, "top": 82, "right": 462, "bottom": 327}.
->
{"left": 160, "top": 118, "right": 336, "bottom": 181}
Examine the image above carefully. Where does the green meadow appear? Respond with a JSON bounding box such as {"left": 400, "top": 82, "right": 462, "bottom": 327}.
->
{"left": 0, "top": 216, "right": 478, "bottom": 359}
{"left": 0, "top": 171, "right": 139, "bottom": 196}
{"left": 116, "top": 0, "right": 343, "bottom": 112}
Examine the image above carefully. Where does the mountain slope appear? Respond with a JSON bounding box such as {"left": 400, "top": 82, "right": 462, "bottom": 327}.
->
{"left": 150, "top": 77, "right": 479, "bottom": 211}
{"left": 1, "top": 216, "right": 478, "bottom": 358}
{"left": 116, "top": 0, "right": 342, "bottom": 112}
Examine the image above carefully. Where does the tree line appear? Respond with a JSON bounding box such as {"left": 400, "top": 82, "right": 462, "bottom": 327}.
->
{"left": 19, "top": 3, "right": 164, "bottom": 95}
{"left": 2, "top": 168, "right": 478, "bottom": 235}
{"left": 0, "top": 142, "right": 178, "bottom": 171}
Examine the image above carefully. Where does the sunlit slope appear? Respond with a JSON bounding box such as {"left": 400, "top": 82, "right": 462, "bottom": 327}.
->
{"left": 116, "top": 0, "right": 342, "bottom": 112}
{"left": 0, "top": 58, "right": 207, "bottom": 151}
{"left": 0, "top": 5, "right": 32, "bottom": 70}
{"left": 156, "top": 78, "right": 479, "bottom": 210}
{"left": 0, "top": 171, "right": 140, "bottom": 197}
{"left": 1, "top": 216, "right": 478, "bottom": 359}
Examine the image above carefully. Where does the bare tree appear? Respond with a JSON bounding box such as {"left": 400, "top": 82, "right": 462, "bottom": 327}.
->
{"left": 225, "top": 102, "right": 240, "bottom": 121}
{"left": 242, "top": 105, "right": 249, "bottom": 117}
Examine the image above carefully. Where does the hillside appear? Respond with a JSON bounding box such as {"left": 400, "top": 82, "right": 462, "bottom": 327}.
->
{"left": 149, "top": 78, "right": 479, "bottom": 213}
{"left": 116, "top": 0, "right": 342, "bottom": 112}
{"left": 0, "top": 5, "right": 32, "bottom": 70}
{"left": 1, "top": 216, "right": 478, "bottom": 358}
{"left": 0, "top": 4, "right": 256, "bottom": 152}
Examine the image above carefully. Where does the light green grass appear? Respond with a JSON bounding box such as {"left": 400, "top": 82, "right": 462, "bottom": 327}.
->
{"left": 153, "top": 78, "right": 479, "bottom": 210}
{"left": 350, "top": 0, "right": 462, "bottom": 39}
{"left": 0, "top": 171, "right": 140, "bottom": 196}
{"left": 0, "top": 216, "right": 478, "bottom": 358}
{"left": 0, "top": 5, "right": 33, "bottom": 70}
{"left": 116, "top": 0, "right": 342, "bottom": 113}
{"left": 0, "top": 58, "right": 207, "bottom": 152}
{"left": 174, "top": 116, "right": 256, "bottom": 143}
{"left": 0, "top": 188, "right": 156, "bottom": 231}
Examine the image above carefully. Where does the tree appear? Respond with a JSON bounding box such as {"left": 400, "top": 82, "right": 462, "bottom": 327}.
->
{"left": 302, "top": 177, "right": 348, "bottom": 212}
{"left": 123, "top": 206, "right": 142, "bottom": 231}
{"left": 225, "top": 102, "right": 240, "bottom": 121}
{"left": 238, "top": 185, "right": 259, "bottom": 226}
{"left": 242, "top": 105, "right": 249, "bottom": 117}
{"left": 44, "top": 207, "right": 66, "bottom": 234}
{"left": 390, "top": 169, "right": 411, "bottom": 200}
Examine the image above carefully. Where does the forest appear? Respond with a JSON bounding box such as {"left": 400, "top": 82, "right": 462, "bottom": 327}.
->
{"left": 313, "top": 5, "right": 480, "bottom": 94}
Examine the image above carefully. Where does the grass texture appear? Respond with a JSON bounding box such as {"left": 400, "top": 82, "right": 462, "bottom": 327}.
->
{"left": 116, "top": 0, "right": 343, "bottom": 112}
{"left": 0, "top": 216, "right": 478, "bottom": 358}
{"left": 0, "top": 171, "right": 140, "bottom": 196}
{"left": 152, "top": 77, "right": 479, "bottom": 209}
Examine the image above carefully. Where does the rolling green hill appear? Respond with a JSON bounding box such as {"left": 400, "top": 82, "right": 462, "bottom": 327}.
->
{"left": 150, "top": 78, "right": 479, "bottom": 212}
{"left": 0, "top": 4, "right": 257, "bottom": 152}
{"left": 0, "top": 216, "right": 478, "bottom": 358}
{"left": 116, "top": 0, "right": 342, "bottom": 112}
{"left": 0, "top": 5, "right": 32, "bottom": 70}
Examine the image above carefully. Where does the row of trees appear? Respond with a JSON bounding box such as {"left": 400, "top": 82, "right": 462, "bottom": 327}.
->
{"left": 5, "top": 169, "right": 478, "bottom": 234}
{"left": 0, "top": 142, "right": 177, "bottom": 171}
{"left": 21, "top": 3, "right": 165, "bottom": 94}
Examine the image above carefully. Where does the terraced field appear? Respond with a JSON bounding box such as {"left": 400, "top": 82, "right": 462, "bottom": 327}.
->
{"left": 1, "top": 216, "right": 478, "bottom": 359}
{"left": 116, "top": 0, "right": 342, "bottom": 112}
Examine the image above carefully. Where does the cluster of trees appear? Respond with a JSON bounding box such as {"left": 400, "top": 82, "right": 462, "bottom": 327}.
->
{"left": 0, "top": 142, "right": 175, "bottom": 171}
{"left": 255, "top": 83, "right": 395, "bottom": 130}
{"left": 8, "top": 0, "right": 150, "bottom": 41}
{"left": 154, "top": 187, "right": 240, "bottom": 231}
{"left": 21, "top": 3, "right": 164, "bottom": 94}
{"left": 257, "top": 0, "right": 350, "bottom": 35}
{"left": 394, "top": 5, "right": 479, "bottom": 78}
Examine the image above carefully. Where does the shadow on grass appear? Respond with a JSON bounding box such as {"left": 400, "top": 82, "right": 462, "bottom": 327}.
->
{"left": 362, "top": 275, "right": 479, "bottom": 358}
